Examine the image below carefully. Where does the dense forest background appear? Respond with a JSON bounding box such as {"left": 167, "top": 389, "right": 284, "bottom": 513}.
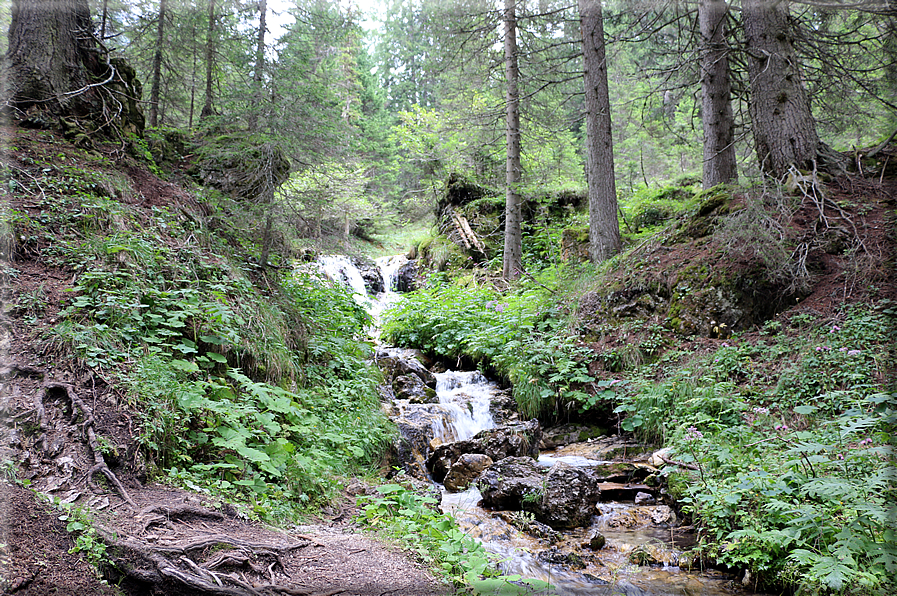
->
{"left": 6, "top": 0, "right": 892, "bottom": 253}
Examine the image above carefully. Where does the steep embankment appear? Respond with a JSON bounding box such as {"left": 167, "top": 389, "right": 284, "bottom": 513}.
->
{"left": 0, "top": 126, "right": 448, "bottom": 596}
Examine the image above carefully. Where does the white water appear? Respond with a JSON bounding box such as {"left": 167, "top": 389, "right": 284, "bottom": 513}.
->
{"left": 431, "top": 370, "right": 496, "bottom": 443}
{"left": 317, "top": 255, "right": 371, "bottom": 306}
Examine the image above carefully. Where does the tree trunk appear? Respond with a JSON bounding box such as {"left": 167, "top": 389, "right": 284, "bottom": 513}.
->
{"left": 7, "top": 0, "right": 95, "bottom": 116}
{"left": 247, "top": 0, "right": 267, "bottom": 132}
{"left": 148, "top": 0, "right": 167, "bottom": 128}
{"left": 502, "top": 0, "right": 523, "bottom": 280}
{"left": 7, "top": 0, "right": 144, "bottom": 137}
{"left": 579, "top": 0, "right": 621, "bottom": 263}
{"left": 742, "top": 0, "right": 821, "bottom": 177}
{"left": 698, "top": 0, "right": 737, "bottom": 188}
{"left": 200, "top": 0, "right": 216, "bottom": 122}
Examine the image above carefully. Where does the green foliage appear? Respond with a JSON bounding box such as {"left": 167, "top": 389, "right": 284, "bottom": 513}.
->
{"left": 612, "top": 304, "right": 896, "bottom": 594}
{"left": 357, "top": 482, "right": 552, "bottom": 594}
{"left": 59, "top": 505, "right": 110, "bottom": 575}
{"left": 382, "top": 284, "right": 611, "bottom": 420}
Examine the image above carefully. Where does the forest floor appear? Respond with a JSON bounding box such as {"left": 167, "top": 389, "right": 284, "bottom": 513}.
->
{"left": 0, "top": 127, "right": 449, "bottom": 596}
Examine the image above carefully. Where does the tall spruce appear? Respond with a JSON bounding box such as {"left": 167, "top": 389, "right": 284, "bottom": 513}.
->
{"left": 148, "top": 0, "right": 167, "bottom": 127}
{"left": 742, "top": 0, "right": 822, "bottom": 177}
{"left": 698, "top": 0, "right": 737, "bottom": 187}
{"left": 502, "top": 0, "right": 523, "bottom": 280}
{"left": 579, "top": 0, "right": 620, "bottom": 263}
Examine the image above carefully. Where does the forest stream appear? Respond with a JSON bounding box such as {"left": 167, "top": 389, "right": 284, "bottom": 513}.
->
{"left": 318, "top": 255, "right": 756, "bottom": 596}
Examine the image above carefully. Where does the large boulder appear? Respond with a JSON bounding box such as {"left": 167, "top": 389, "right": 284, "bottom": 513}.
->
{"left": 376, "top": 348, "right": 437, "bottom": 388}
{"left": 427, "top": 419, "right": 541, "bottom": 482}
{"left": 529, "top": 462, "right": 601, "bottom": 529}
{"left": 443, "top": 453, "right": 493, "bottom": 492}
{"left": 393, "top": 260, "right": 419, "bottom": 293}
{"left": 351, "top": 256, "right": 384, "bottom": 295}
{"left": 390, "top": 404, "right": 453, "bottom": 480}
{"left": 477, "top": 456, "right": 545, "bottom": 510}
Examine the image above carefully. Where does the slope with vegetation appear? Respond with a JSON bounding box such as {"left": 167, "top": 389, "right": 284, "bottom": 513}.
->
{"left": 0, "top": 126, "right": 458, "bottom": 595}
{"left": 382, "top": 167, "right": 897, "bottom": 595}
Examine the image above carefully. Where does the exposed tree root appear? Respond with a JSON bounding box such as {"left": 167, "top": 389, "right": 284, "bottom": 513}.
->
{"left": 2, "top": 363, "right": 137, "bottom": 509}
{"left": 95, "top": 525, "right": 337, "bottom": 596}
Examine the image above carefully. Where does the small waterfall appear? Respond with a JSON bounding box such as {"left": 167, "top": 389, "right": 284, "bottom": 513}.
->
{"left": 317, "top": 255, "right": 370, "bottom": 304}
{"left": 432, "top": 370, "right": 496, "bottom": 442}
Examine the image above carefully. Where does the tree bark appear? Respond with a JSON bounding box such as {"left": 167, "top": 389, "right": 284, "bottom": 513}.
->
{"left": 698, "top": 0, "right": 737, "bottom": 188}
{"left": 200, "top": 0, "right": 216, "bottom": 122}
{"left": 247, "top": 0, "right": 267, "bottom": 132}
{"left": 148, "top": 0, "right": 167, "bottom": 128}
{"left": 579, "top": 0, "right": 621, "bottom": 263}
{"left": 502, "top": 0, "right": 523, "bottom": 280}
{"left": 742, "top": 0, "right": 821, "bottom": 177}
{"left": 7, "top": 0, "right": 95, "bottom": 116}
{"left": 6, "top": 0, "right": 144, "bottom": 137}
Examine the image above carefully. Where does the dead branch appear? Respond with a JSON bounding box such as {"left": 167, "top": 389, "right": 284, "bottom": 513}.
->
{"left": 657, "top": 453, "right": 700, "bottom": 471}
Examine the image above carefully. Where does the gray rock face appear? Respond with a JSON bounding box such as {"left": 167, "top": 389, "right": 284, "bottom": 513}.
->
{"left": 376, "top": 349, "right": 437, "bottom": 388}
{"left": 443, "top": 453, "right": 493, "bottom": 492}
{"left": 477, "top": 456, "right": 545, "bottom": 510}
{"left": 391, "top": 405, "right": 452, "bottom": 480}
{"left": 393, "top": 374, "right": 437, "bottom": 404}
{"left": 393, "top": 260, "right": 418, "bottom": 293}
{"left": 427, "top": 419, "right": 542, "bottom": 482}
{"left": 351, "top": 256, "right": 384, "bottom": 295}
{"left": 531, "top": 462, "right": 601, "bottom": 530}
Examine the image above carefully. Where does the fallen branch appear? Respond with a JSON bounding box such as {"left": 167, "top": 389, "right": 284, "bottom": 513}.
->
{"left": 657, "top": 453, "right": 700, "bottom": 471}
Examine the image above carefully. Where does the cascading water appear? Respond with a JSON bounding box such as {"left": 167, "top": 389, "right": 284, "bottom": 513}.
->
{"left": 431, "top": 371, "right": 496, "bottom": 443}
{"left": 317, "top": 255, "right": 371, "bottom": 305}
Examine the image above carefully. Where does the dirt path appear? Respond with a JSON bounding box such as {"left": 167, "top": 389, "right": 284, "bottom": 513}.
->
{"left": 0, "top": 348, "right": 449, "bottom": 596}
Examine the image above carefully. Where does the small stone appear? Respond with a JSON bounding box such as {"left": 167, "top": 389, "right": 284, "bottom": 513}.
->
{"left": 634, "top": 491, "right": 656, "bottom": 505}
{"left": 588, "top": 532, "right": 606, "bottom": 550}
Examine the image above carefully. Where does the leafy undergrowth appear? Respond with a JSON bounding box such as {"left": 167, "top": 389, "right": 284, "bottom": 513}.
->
{"left": 3, "top": 130, "right": 393, "bottom": 523}
{"left": 381, "top": 283, "right": 602, "bottom": 420}
{"left": 616, "top": 305, "right": 897, "bottom": 594}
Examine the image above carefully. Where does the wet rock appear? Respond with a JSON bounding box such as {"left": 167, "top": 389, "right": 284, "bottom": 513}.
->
{"left": 392, "top": 260, "right": 418, "bottom": 293}
{"left": 628, "top": 541, "right": 682, "bottom": 567}
{"left": 537, "top": 548, "right": 587, "bottom": 570}
{"left": 487, "top": 389, "right": 518, "bottom": 425}
{"left": 391, "top": 404, "right": 453, "bottom": 480}
{"left": 529, "top": 462, "right": 601, "bottom": 530}
{"left": 428, "top": 419, "right": 542, "bottom": 482}
{"left": 540, "top": 423, "right": 608, "bottom": 449}
{"left": 587, "top": 532, "right": 606, "bottom": 550}
{"left": 351, "top": 256, "right": 384, "bottom": 295}
{"left": 492, "top": 511, "right": 560, "bottom": 544}
{"left": 635, "top": 491, "right": 656, "bottom": 505}
{"left": 443, "top": 453, "right": 493, "bottom": 492}
{"left": 375, "top": 348, "right": 437, "bottom": 388}
{"left": 477, "top": 456, "right": 545, "bottom": 510}
{"left": 393, "top": 374, "right": 437, "bottom": 404}
{"left": 596, "top": 504, "right": 676, "bottom": 528}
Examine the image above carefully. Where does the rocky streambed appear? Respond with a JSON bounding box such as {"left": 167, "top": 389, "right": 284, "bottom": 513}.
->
{"left": 377, "top": 348, "right": 755, "bottom": 596}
